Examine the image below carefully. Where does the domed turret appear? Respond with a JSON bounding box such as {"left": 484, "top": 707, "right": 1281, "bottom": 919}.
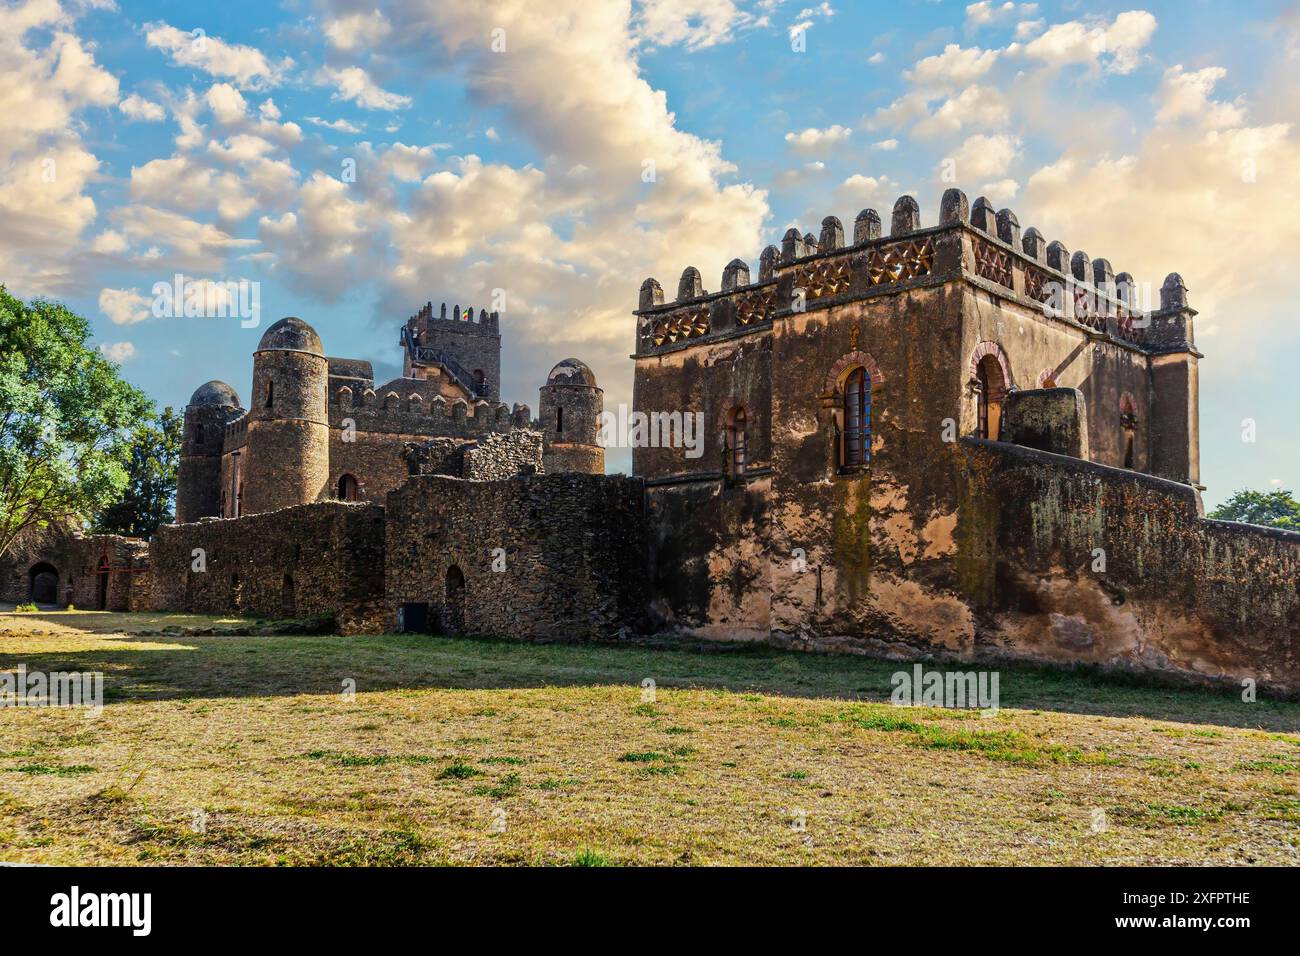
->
{"left": 257, "top": 316, "right": 323, "bottom": 355}
{"left": 539, "top": 358, "right": 604, "bottom": 474}
{"left": 188, "top": 380, "right": 241, "bottom": 408}
{"left": 177, "top": 382, "right": 246, "bottom": 523}
{"left": 242, "top": 316, "right": 329, "bottom": 514}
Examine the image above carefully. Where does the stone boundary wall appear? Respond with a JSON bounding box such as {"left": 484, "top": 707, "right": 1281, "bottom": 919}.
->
{"left": 1, "top": 528, "right": 150, "bottom": 611}
{"left": 150, "top": 502, "right": 386, "bottom": 633}
{"left": 386, "top": 473, "right": 646, "bottom": 639}
{"left": 957, "top": 438, "right": 1300, "bottom": 694}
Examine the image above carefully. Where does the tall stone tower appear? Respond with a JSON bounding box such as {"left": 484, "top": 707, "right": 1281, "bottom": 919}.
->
{"left": 176, "top": 380, "right": 243, "bottom": 523}
{"left": 401, "top": 303, "right": 501, "bottom": 400}
{"left": 242, "top": 317, "right": 329, "bottom": 515}
{"left": 539, "top": 358, "right": 605, "bottom": 474}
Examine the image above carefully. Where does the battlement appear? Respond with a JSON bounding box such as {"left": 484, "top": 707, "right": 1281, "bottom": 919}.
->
{"left": 405, "top": 301, "right": 500, "bottom": 334}
{"left": 635, "top": 188, "right": 1194, "bottom": 358}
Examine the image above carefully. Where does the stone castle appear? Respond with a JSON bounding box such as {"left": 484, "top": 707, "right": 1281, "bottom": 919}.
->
{"left": 5, "top": 188, "right": 1299, "bottom": 693}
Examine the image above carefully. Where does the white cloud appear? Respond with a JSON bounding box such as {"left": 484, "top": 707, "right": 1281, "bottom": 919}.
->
{"left": 323, "top": 10, "right": 393, "bottom": 52}
{"left": 99, "top": 288, "right": 151, "bottom": 326}
{"left": 951, "top": 132, "right": 1021, "bottom": 180}
{"left": 873, "top": 138, "right": 899, "bottom": 150}
{"left": 204, "top": 82, "right": 248, "bottom": 124}
{"left": 306, "top": 116, "right": 363, "bottom": 134}
{"left": 0, "top": 4, "right": 118, "bottom": 294}
{"left": 98, "top": 341, "right": 137, "bottom": 362}
{"left": 978, "top": 178, "right": 1019, "bottom": 203}
{"left": 91, "top": 229, "right": 127, "bottom": 254}
{"left": 1156, "top": 65, "right": 1246, "bottom": 129}
{"left": 1018, "top": 10, "right": 1156, "bottom": 75}
{"left": 317, "top": 65, "right": 412, "bottom": 111}
{"left": 784, "top": 124, "right": 852, "bottom": 150}
{"left": 633, "top": 0, "right": 754, "bottom": 51}
{"left": 966, "top": 2, "right": 1039, "bottom": 29}
{"left": 119, "top": 92, "right": 165, "bottom": 121}
{"left": 144, "top": 22, "right": 291, "bottom": 89}
{"left": 908, "top": 44, "right": 1000, "bottom": 91}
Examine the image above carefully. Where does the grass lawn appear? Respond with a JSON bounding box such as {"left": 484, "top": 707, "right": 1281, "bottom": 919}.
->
{"left": 1, "top": 608, "right": 1297, "bottom": 865}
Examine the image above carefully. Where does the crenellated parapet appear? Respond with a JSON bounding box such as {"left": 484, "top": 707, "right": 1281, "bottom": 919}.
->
{"left": 326, "top": 381, "right": 528, "bottom": 440}
{"left": 404, "top": 300, "right": 500, "bottom": 334}
{"left": 634, "top": 188, "right": 1194, "bottom": 356}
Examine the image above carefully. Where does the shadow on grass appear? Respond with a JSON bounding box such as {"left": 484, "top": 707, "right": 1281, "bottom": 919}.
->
{"left": 1, "top": 616, "right": 1297, "bottom": 732}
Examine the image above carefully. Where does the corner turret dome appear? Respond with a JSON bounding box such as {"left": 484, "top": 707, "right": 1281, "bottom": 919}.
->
{"left": 257, "top": 316, "right": 323, "bottom": 355}
{"left": 546, "top": 358, "right": 597, "bottom": 387}
{"left": 188, "top": 380, "right": 241, "bottom": 407}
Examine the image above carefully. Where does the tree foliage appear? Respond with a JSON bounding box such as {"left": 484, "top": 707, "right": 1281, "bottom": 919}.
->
{"left": 92, "top": 406, "right": 182, "bottom": 538}
{"left": 0, "top": 286, "right": 152, "bottom": 558}
{"left": 1208, "top": 488, "right": 1300, "bottom": 531}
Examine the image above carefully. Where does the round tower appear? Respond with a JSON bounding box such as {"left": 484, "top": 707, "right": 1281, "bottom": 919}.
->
{"left": 177, "top": 380, "right": 242, "bottom": 524}
{"left": 241, "top": 317, "right": 329, "bottom": 515}
{"left": 538, "top": 358, "right": 604, "bottom": 474}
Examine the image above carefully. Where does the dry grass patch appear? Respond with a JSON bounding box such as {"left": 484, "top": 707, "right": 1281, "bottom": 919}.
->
{"left": 1, "top": 610, "right": 1298, "bottom": 865}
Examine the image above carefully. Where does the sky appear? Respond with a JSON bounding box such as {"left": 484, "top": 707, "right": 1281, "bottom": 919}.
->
{"left": 2, "top": 0, "right": 1298, "bottom": 504}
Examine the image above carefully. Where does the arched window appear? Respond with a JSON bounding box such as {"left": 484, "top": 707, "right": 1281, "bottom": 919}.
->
{"left": 337, "top": 473, "right": 359, "bottom": 501}
{"left": 728, "top": 406, "right": 748, "bottom": 477}
{"left": 975, "top": 355, "right": 1007, "bottom": 440}
{"left": 842, "top": 367, "right": 871, "bottom": 467}
{"left": 472, "top": 370, "right": 486, "bottom": 396}
{"left": 265, "top": 379, "right": 274, "bottom": 408}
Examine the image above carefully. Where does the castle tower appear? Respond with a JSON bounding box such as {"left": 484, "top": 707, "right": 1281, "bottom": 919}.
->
{"left": 241, "top": 317, "right": 330, "bottom": 515}
{"left": 401, "top": 302, "right": 501, "bottom": 400}
{"left": 176, "top": 380, "right": 243, "bottom": 523}
{"left": 539, "top": 358, "right": 604, "bottom": 474}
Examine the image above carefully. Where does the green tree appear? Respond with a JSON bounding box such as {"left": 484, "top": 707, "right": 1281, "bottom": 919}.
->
{"left": 0, "top": 286, "right": 153, "bottom": 558}
{"left": 92, "top": 406, "right": 182, "bottom": 538}
{"left": 1208, "top": 488, "right": 1300, "bottom": 531}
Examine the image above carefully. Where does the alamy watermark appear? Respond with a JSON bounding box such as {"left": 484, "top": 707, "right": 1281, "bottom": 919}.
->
{"left": 598, "top": 404, "right": 704, "bottom": 458}
{"left": 1, "top": 664, "right": 103, "bottom": 718}
{"left": 891, "top": 663, "right": 999, "bottom": 714}
{"left": 151, "top": 274, "right": 261, "bottom": 328}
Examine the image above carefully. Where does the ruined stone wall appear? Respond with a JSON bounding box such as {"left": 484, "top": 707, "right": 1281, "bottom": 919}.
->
{"left": 150, "top": 502, "right": 386, "bottom": 632}
{"left": 1001, "top": 387, "right": 1089, "bottom": 459}
{"left": 385, "top": 474, "right": 646, "bottom": 639}
{"left": 954, "top": 439, "right": 1300, "bottom": 694}
{"left": 1, "top": 528, "right": 151, "bottom": 611}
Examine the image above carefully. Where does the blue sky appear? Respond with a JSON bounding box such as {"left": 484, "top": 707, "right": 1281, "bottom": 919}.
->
{"left": 3, "top": 0, "right": 1298, "bottom": 503}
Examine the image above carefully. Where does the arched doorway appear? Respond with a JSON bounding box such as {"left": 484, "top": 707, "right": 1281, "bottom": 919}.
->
{"left": 96, "top": 555, "right": 111, "bottom": 610}
{"left": 974, "top": 355, "right": 1009, "bottom": 440}
{"left": 28, "top": 562, "right": 58, "bottom": 604}
{"left": 443, "top": 565, "right": 465, "bottom": 634}
{"left": 337, "top": 473, "right": 359, "bottom": 501}
{"left": 281, "top": 574, "right": 296, "bottom": 618}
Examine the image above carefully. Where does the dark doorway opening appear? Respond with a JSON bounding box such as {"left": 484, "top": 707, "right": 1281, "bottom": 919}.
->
{"left": 96, "top": 555, "right": 110, "bottom": 610}
{"left": 28, "top": 563, "right": 58, "bottom": 604}
{"left": 337, "top": 473, "right": 359, "bottom": 501}
{"left": 399, "top": 602, "right": 430, "bottom": 633}
{"left": 281, "top": 574, "right": 296, "bottom": 618}
{"left": 443, "top": 565, "right": 465, "bottom": 634}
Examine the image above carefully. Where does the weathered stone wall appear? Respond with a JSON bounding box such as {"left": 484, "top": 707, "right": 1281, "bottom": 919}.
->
{"left": 385, "top": 473, "right": 646, "bottom": 639}
{"left": 1, "top": 528, "right": 151, "bottom": 611}
{"left": 150, "top": 502, "right": 386, "bottom": 632}
{"left": 1001, "top": 387, "right": 1089, "bottom": 458}
{"left": 955, "top": 439, "right": 1300, "bottom": 693}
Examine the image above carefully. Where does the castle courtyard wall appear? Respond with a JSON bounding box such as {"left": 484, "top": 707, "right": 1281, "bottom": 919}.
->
{"left": 150, "top": 502, "right": 386, "bottom": 632}
{"left": 386, "top": 473, "right": 646, "bottom": 640}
